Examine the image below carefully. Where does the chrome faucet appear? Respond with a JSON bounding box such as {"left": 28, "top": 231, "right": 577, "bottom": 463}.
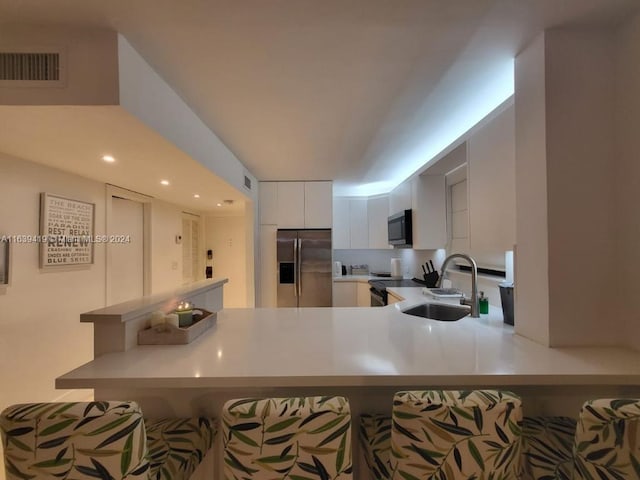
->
{"left": 435, "top": 253, "right": 480, "bottom": 317}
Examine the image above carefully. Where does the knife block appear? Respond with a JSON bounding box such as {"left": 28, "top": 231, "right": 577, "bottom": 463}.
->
{"left": 423, "top": 271, "right": 440, "bottom": 288}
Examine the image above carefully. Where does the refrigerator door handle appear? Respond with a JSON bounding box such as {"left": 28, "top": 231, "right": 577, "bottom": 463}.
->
{"left": 297, "top": 237, "right": 302, "bottom": 297}
{"left": 292, "top": 237, "right": 298, "bottom": 298}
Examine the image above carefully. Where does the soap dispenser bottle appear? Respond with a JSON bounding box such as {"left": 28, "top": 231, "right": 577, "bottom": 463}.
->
{"left": 479, "top": 291, "right": 489, "bottom": 314}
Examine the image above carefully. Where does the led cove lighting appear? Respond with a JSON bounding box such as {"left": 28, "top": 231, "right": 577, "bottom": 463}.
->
{"left": 102, "top": 155, "right": 115, "bottom": 163}
{"left": 160, "top": 180, "right": 170, "bottom": 186}
{"left": 339, "top": 58, "right": 515, "bottom": 197}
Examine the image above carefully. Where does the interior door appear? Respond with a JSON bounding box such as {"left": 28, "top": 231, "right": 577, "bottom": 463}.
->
{"left": 298, "top": 229, "right": 332, "bottom": 307}
{"left": 110, "top": 196, "right": 144, "bottom": 304}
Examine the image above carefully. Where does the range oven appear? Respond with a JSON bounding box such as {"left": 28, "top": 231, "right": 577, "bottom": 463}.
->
{"left": 369, "top": 285, "right": 386, "bottom": 307}
{"left": 369, "top": 278, "right": 424, "bottom": 307}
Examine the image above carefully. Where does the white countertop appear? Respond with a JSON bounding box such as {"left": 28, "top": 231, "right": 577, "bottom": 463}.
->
{"left": 57, "top": 287, "right": 640, "bottom": 390}
{"left": 80, "top": 278, "right": 228, "bottom": 323}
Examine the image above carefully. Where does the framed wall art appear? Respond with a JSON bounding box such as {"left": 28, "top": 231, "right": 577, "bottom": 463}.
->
{"left": 40, "top": 193, "right": 95, "bottom": 268}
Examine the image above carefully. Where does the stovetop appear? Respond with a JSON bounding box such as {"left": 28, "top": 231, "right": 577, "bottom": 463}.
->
{"left": 368, "top": 278, "right": 425, "bottom": 291}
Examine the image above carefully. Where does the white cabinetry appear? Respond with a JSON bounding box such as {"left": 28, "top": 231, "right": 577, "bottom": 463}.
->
{"left": 333, "top": 281, "right": 356, "bottom": 307}
{"left": 259, "top": 181, "right": 333, "bottom": 228}
{"left": 349, "top": 198, "right": 369, "bottom": 249}
{"left": 258, "top": 181, "right": 332, "bottom": 307}
{"left": 305, "top": 182, "right": 333, "bottom": 228}
{"left": 367, "top": 196, "right": 390, "bottom": 249}
{"left": 411, "top": 174, "right": 447, "bottom": 249}
{"left": 389, "top": 181, "right": 411, "bottom": 214}
{"left": 333, "top": 195, "right": 390, "bottom": 250}
{"left": 356, "top": 282, "right": 371, "bottom": 307}
{"left": 332, "top": 280, "right": 371, "bottom": 307}
{"left": 276, "top": 182, "right": 305, "bottom": 228}
{"left": 468, "top": 105, "right": 515, "bottom": 258}
{"left": 258, "top": 225, "right": 277, "bottom": 307}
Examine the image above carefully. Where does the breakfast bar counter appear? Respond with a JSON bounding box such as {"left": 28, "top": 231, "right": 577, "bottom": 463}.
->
{"left": 57, "top": 285, "right": 640, "bottom": 409}
{"left": 56, "top": 284, "right": 640, "bottom": 479}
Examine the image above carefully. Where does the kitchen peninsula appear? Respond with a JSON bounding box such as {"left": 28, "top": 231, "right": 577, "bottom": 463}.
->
{"left": 57, "top": 281, "right": 640, "bottom": 479}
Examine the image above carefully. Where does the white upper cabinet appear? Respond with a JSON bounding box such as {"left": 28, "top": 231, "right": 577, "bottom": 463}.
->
{"left": 389, "top": 181, "right": 411, "bottom": 215}
{"left": 276, "top": 182, "right": 305, "bottom": 228}
{"left": 333, "top": 195, "right": 390, "bottom": 249}
{"left": 368, "top": 196, "right": 390, "bottom": 249}
{"left": 304, "top": 181, "right": 333, "bottom": 228}
{"left": 349, "top": 198, "right": 369, "bottom": 249}
{"left": 412, "top": 174, "right": 447, "bottom": 249}
{"left": 468, "top": 105, "right": 515, "bottom": 258}
{"left": 259, "top": 181, "right": 333, "bottom": 228}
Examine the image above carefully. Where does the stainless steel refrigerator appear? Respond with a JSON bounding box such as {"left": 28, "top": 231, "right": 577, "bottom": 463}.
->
{"left": 277, "top": 229, "right": 332, "bottom": 307}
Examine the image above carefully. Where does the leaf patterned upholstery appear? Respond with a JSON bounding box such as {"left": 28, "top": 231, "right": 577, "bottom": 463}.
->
{"left": 145, "top": 417, "right": 216, "bottom": 480}
{"left": 522, "top": 416, "right": 576, "bottom": 480}
{"left": 222, "top": 396, "right": 353, "bottom": 479}
{"left": 1, "top": 401, "right": 150, "bottom": 480}
{"left": 359, "top": 413, "right": 392, "bottom": 480}
{"left": 390, "top": 390, "right": 523, "bottom": 479}
{"left": 573, "top": 398, "right": 640, "bottom": 479}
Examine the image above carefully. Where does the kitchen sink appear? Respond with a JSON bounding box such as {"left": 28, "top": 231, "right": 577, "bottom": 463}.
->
{"left": 402, "top": 303, "right": 470, "bottom": 321}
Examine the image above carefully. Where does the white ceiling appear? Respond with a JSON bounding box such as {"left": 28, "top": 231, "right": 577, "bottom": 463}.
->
{"left": 0, "top": 0, "right": 638, "bottom": 198}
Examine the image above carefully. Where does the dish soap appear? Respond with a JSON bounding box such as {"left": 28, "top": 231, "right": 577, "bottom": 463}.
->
{"left": 479, "top": 291, "right": 489, "bottom": 314}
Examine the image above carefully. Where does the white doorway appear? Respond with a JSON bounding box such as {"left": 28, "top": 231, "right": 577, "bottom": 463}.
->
{"left": 106, "top": 185, "right": 151, "bottom": 305}
{"left": 182, "top": 212, "right": 201, "bottom": 284}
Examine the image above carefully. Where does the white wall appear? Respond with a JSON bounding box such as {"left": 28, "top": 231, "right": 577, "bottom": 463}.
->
{"left": 204, "top": 214, "right": 248, "bottom": 307}
{"left": 615, "top": 12, "right": 640, "bottom": 350}
{"left": 150, "top": 201, "right": 186, "bottom": 293}
{"left": 514, "top": 33, "right": 550, "bottom": 346}
{"left": 0, "top": 154, "right": 105, "bottom": 479}
{"left": 0, "top": 154, "right": 202, "bottom": 477}
{"left": 545, "top": 28, "right": 617, "bottom": 347}
{"left": 117, "top": 35, "right": 257, "bottom": 202}
{"left": 0, "top": 26, "right": 119, "bottom": 106}
{"left": 514, "top": 27, "right": 621, "bottom": 347}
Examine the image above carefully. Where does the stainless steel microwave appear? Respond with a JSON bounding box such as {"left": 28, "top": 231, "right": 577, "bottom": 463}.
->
{"left": 388, "top": 209, "right": 412, "bottom": 246}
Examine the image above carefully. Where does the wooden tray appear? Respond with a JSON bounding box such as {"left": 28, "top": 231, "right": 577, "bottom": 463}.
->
{"left": 137, "top": 309, "right": 216, "bottom": 345}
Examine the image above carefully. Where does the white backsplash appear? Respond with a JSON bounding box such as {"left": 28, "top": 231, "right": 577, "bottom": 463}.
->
{"left": 334, "top": 247, "right": 506, "bottom": 310}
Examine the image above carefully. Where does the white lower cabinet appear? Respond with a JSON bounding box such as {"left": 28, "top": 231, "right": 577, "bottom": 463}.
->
{"left": 356, "top": 282, "right": 371, "bottom": 307}
{"left": 332, "top": 280, "right": 371, "bottom": 307}
{"left": 333, "top": 282, "right": 357, "bottom": 307}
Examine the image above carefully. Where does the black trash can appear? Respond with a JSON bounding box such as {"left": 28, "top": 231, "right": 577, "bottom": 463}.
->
{"left": 499, "top": 282, "right": 514, "bottom": 326}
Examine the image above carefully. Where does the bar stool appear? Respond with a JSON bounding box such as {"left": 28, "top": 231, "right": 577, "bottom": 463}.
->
{"left": 360, "top": 390, "right": 522, "bottom": 479}
{"left": 522, "top": 416, "right": 576, "bottom": 480}
{"left": 1, "top": 401, "right": 216, "bottom": 480}
{"left": 1, "top": 401, "right": 150, "bottom": 479}
{"left": 145, "top": 417, "right": 216, "bottom": 480}
{"left": 222, "top": 396, "right": 353, "bottom": 479}
{"left": 573, "top": 398, "right": 640, "bottom": 479}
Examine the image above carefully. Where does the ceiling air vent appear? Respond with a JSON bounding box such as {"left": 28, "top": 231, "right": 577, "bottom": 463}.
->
{"left": 0, "top": 48, "right": 66, "bottom": 87}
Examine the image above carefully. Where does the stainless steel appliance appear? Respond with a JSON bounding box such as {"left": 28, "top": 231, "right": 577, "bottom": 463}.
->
{"left": 388, "top": 209, "right": 413, "bottom": 246}
{"left": 277, "top": 229, "right": 332, "bottom": 307}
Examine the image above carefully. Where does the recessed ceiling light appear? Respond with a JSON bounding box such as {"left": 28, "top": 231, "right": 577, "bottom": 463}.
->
{"left": 160, "top": 180, "right": 170, "bottom": 186}
{"left": 102, "top": 155, "right": 115, "bottom": 163}
{"left": 216, "top": 203, "right": 222, "bottom": 207}
{"left": 193, "top": 194, "right": 200, "bottom": 199}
